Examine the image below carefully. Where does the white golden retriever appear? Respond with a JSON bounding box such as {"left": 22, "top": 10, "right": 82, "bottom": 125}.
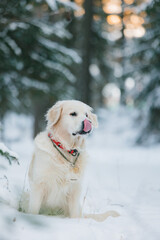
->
{"left": 28, "top": 100, "right": 98, "bottom": 217}
{"left": 28, "top": 100, "right": 119, "bottom": 220}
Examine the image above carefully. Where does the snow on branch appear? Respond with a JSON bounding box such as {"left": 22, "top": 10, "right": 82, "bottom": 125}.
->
{"left": 56, "top": 0, "right": 79, "bottom": 11}
{"left": 21, "top": 77, "right": 50, "bottom": 93}
{"left": 46, "top": 0, "right": 79, "bottom": 11}
{"left": 0, "top": 142, "right": 19, "bottom": 165}
{"left": 31, "top": 52, "right": 76, "bottom": 83}
{"left": 38, "top": 37, "right": 81, "bottom": 64}
{"left": 46, "top": 0, "right": 58, "bottom": 11}
{"left": 5, "top": 37, "right": 21, "bottom": 56}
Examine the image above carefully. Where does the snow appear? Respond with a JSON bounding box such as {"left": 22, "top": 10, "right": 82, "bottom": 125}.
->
{"left": 5, "top": 37, "right": 22, "bottom": 55}
{"left": 57, "top": 0, "right": 79, "bottom": 10}
{"left": 46, "top": 0, "right": 79, "bottom": 11}
{"left": 0, "top": 142, "right": 18, "bottom": 160}
{"left": 32, "top": 20, "right": 72, "bottom": 39}
{"left": 46, "top": 0, "right": 57, "bottom": 11}
{"left": 39, "top": 37, "right": 81, "bottom": 64}
{"left": 31, "top": 52, "right": 76, "bottom": 83}
{"left": 9, "top": 22, "right": 29, "bottom": 31}
{"left": 0, "top": 107, "right": 160, "bottom": 240}
{"left": 21, "top": 77, "right": 50, "bottom": 92}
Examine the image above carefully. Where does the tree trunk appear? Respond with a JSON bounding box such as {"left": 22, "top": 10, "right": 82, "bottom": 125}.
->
{"left": 33, "top": 100, "right": 49, "bottom": 138}
{"left": 33, "top": 102, "right": 42, "bottom": 138}
{"left": 0, "top": 115, "right": 5, "bottom": 142}
{"left": 79, "top": 0, "right": 93, "bottom": 105}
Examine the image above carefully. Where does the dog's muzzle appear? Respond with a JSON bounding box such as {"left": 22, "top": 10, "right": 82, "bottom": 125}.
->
{"left": 72, "top": 119, "right": 92, "bottom": 136}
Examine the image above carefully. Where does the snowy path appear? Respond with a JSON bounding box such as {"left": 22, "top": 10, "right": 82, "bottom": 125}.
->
{"left": 0, "top": 109, "right": 160, "bottom": 240}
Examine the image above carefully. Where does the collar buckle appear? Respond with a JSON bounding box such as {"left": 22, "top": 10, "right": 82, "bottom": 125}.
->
{"left": 69, "top": 149, "right": 78, "bottom": 156}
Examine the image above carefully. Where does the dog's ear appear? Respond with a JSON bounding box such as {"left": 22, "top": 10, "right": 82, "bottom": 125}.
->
{"left": 88, "top": 110, "right": 98, "bottom": 128}
{"left": 46, "top": 101, "right": 62, "bottom": 129}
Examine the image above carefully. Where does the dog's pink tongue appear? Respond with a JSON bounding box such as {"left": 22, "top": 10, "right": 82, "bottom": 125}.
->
{"left": 83, "top": 119, "right": 92, "bottom": 132}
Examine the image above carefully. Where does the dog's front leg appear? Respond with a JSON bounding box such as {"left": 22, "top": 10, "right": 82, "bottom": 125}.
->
{"left": 68, "top": 183, "right": 82, "bottom": 218}
{"left": 28, "top": 184, "right": 44, "bottom": 214}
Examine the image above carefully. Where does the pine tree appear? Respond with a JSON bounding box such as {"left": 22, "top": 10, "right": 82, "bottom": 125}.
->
{"left": 136, "top": 0, "right": 160, "bottom": 143}
{"left": 68, "top": 0, "right": 112, "bottom": 107}
{"left": 116, "top": 0, "right": 160, "bottom": 143}
{"left": 0, "top": 0, "right": 81, "bottom": 136}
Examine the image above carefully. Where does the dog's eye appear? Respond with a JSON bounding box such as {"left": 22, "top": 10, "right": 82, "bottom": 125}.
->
{"left": 70, "top": 112, "right": 77, "bottom": 116}
{"left": 86, "top": 113, "right": 88, "bottom": 117}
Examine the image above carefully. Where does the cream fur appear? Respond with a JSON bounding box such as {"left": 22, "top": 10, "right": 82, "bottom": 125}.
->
{"left": 28, "top": 100, "right": 98, "bottom": 217}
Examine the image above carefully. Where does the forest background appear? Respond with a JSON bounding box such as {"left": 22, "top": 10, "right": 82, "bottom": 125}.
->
{"left": 0, "top": 0, "right": 160, "bottom": 143}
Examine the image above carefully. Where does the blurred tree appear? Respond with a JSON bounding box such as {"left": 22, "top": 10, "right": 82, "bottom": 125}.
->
{"left": 1, "top": 0, "right": 159, "bottom": 143}
{"left": 117, "top": 0, "right": 160, "bottom": 143}
{"left": 90, "top": 1, "right": 112, "bottom": 106}
{"left": 135, "top": 0, "right": 160, "bottom": 143}
{"left": 79, "top": 0, "right": 93, "bottom": 105}
{"left": 0, "top": 0, "right": 81, "bottom": 136}
{"left": 69, "top": 0, "right": 112, "bottom": 107}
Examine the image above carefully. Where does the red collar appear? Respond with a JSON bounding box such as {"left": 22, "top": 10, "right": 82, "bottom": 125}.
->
{"left": 48, "top": 133, "right": 78, "bottom": 156}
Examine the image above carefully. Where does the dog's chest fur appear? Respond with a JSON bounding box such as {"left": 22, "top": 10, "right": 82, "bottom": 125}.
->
{"left": 29, "top": 131, "right": 87, "bottom": 211}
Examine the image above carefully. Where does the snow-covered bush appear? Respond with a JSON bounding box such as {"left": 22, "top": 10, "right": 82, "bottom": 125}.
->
{"left": 0, "top": 142, "right": 19, "bottom": 166}
{"left": 0, "top": 142, "right": 19, "bottom": 208}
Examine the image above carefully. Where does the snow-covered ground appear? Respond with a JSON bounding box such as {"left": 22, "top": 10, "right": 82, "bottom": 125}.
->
{"left": 0, "top": 107, "right": 160, "bottom": 240}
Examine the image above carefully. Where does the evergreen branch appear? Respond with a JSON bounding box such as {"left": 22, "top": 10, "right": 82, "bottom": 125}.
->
{"left": 0, "top": 149, "right": 19, "bottom": 165}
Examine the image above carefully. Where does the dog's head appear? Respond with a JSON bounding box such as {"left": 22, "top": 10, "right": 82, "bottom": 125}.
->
{"left": 46, "top": 100, "right": 98, "bottom": 138}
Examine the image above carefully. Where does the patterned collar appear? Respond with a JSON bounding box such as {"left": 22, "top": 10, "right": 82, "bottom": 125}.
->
{"left": 48, "top": 132, "right": 78, "bottom": 157}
